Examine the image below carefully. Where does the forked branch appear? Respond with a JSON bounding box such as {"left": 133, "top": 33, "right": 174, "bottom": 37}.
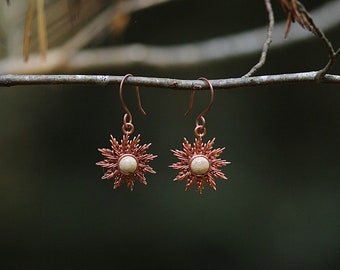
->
{"left": 279, "top": 0, "right": 339, "bottom": 79}
{"left": 243, "top": 0, "right": 274, "bottom": 77}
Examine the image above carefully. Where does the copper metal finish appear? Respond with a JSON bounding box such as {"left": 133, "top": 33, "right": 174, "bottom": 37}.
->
{"left": 96, "top": 74, "right": 157, "bottom": 191}
{"left": 120, "top": 74, "right": 146, "bottom": 135}
{"left": 170, "top": 137, "right": 229, "bottom": 194}
{"left": 185, "top": 77, "right": 214, "bottom": 138}
{"left": 97, "top": 135, "right": 156, "bottom": 191}
{"left": 170, "top": 78, "right": 230, "bottom": 194}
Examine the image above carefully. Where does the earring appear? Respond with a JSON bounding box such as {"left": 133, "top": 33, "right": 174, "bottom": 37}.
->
{"left": 170, "top": 78, "right": 230, "bottom": 194}
{"left": 96, "top": 74, "right": 157, "bottom": 191}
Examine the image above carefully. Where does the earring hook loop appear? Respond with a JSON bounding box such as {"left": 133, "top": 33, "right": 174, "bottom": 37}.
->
{"left": 196, "top": 77, "right": 214, "bottom": 121}
{"left": 185, "top": 77, "right": 214, "bottom": 118}
{"left": 185, "top": 77, "right": 214, "bottom": 138}
{"left": 120, "top": 74, "right": 146, "bottom": 121}
{"left": 120, "top": 74, "right": 146, "bottom": 135}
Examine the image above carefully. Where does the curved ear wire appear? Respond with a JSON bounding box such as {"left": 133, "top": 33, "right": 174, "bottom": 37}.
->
{"left": 170, "top": 77, "right": 228, "bottom": 194}
{"left": 185, "top": 77, "right": 214, "bottom": 119}
{"left": 97, "top": 76, "right": 157, "bottom": 191}
{"left": 119, "top": 74, "right": 147, "bottom": 121}
{"left": 184, "top": 90, "right": 195, "bottom": 116}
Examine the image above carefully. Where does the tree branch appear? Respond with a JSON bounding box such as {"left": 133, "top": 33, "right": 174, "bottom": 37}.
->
{"left": 1, "top": 72, "right": 339, "bottom": 90}
{"left": 243, "top": 0, "right": 274, "bottom": 77}
{"left": 277, "top": 0, "right": 340, "bottom": 79}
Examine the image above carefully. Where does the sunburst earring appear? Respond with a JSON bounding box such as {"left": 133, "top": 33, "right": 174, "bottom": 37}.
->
{"left": 170, "top": 78, "right": 230, "bottom": 194}
{"left": 96, "top": 74, "right": 157, "bottom": 191}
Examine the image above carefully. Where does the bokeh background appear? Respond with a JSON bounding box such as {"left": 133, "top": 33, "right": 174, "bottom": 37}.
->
{"left": 0, "top": 0, "right": 339, "bottom": 269}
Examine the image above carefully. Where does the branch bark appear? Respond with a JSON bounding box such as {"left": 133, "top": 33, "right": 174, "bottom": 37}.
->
{"left": 243, "top": 0, "right": 274, "bottom": 77}
{"left": 1, "top": 72, "right": 339, "bottom": 90}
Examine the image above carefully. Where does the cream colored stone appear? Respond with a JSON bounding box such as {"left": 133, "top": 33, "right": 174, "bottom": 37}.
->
{"left": 190, "top": 155, "right": 210, "bottom": 175}
{"left": 119, "top": 155, "right": 137, "bottom": 174}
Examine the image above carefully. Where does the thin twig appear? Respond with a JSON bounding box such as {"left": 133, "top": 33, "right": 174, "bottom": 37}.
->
{"left": 0, "top": 72, "right": 339, "bottom": 90}
{"left": 291, "top": 0, "right": 340, "bottom": 80}
{"left": 279, "top": 0, "right": 340, "bottom": 80}
{"left": 314, "top": 28, "right": 340, "bottom": 80}
{"left": 243, "top": 0, "right": 274, "bottom": 77}
{"left": 315, "top": 48, "right": 340, "bottom": 81}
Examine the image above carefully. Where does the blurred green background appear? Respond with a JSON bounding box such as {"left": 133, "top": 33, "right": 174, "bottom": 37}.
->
{"left": 0, "top": 0, "right": 339, "bottom": 269}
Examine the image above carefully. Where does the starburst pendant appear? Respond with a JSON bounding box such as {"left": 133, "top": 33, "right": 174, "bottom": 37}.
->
{"left": 170, "top": 137, "right": 230, "bottom": 194}
{"left": 97, "top": 134, "right": 156, "bottom": 191}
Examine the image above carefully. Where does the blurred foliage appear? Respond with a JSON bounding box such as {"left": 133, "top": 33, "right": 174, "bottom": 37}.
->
{"left": 0, "top": 0, "right": 339, "bottom": 269}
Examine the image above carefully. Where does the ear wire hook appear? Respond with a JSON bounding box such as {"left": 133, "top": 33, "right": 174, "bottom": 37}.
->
{"left": 185, "top": 77, "right": 214, "bottom": 117}
{"left": 120, "top": 74, "right": 147, "bottom": 118}
{"left": 120, "top": 74, "right": 146, "bottom": 135}
{"left": 185, "top": 77, "right": 214, "bottom": 118}
{"left": 185, "top": 77, "right": 214, "bottom": 138}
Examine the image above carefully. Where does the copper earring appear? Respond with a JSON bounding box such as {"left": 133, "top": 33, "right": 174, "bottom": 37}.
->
{"left": 96, "top": 74, "right": 157, "bottom": 191}
{"left": 170, "top": 78, "right": 230, "bottom": 194}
